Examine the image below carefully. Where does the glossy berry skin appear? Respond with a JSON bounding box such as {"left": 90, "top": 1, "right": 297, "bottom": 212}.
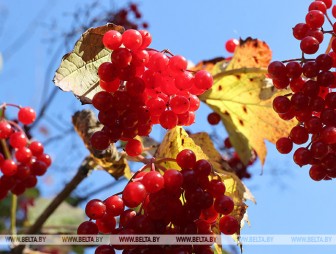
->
{"left": 208, "top": 179, "right": 226, "bottom": 197}
{"left": 225, "top": 38, "right": 239, "bottom": 53}
{"left": 29, "top": 141, "right": 44, "bottom": 156}
{"left": 122, "top": 29, "right": 143, "bottom": 50}
{"left": 104, "top": 195, "right": 124, "bottom": 216}
{"left": 0, "top": 121, "right": 12, "bottom": 139}
{"left": 18, "top": 107, "right": 36, "bottom": 125}
{"left": 125, "top": 139, "right": 143, "bottom": 157}
{"left": 103, "top": 30, "right": 122, "bottom": 50}
{"left": 85, "top": 199, "right": 106, "bottom": 220}
{"left": 1, "top": 159, "right": 18, "bottom": 176}
{"left": 176, "top": 149, "right": 196, "bottom": 169}
{"left": 207, "top": 112, "right": 221, "bottom": 125}
{"left": 194, "top": 70, "right": 213, "bottom": 90}
{"left": 163, "top": 169, "right": 184, "bottom": 191}
{"left": 300, "top": 36, "right": 319, "bottom": 54}
{"left": 9, "top": 132, "right": 27, "bottom": 148}
{"left": 122, "top": 181, "right": 147, "bottom": 208}
{"left": 214, "top": 195, "right": 234, "bottom": 215}
{"left": 219, "top": 215, "right": 239, "bottom": 235}
{"left": 142, "top": 171, "right": 164, "bottom": 193}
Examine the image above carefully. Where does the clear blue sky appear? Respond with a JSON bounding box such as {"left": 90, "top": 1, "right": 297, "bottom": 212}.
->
{"left": 1, "top": 1, "right": 336, "bottom": 254}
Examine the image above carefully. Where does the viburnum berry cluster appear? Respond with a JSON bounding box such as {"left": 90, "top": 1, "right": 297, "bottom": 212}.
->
{"left": 90, "top": 28, "right": 213, "bottom": 156}
{"left": 269, "top": 0, "right": 336, "bottom": 181}
{"left": 77, "top": 149, "right": 239, "bottom": 253}
{"left": 111, "top": 2, "right": 149, "bottom": 30}
{"left": 0, "top": 104, "right": 52, "bottom": 200}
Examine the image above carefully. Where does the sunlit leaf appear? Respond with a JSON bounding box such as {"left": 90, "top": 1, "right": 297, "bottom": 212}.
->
{"left": 200, "top": 38, "right": 297, "bottom": 165}
{"left": 53, "top": 23, "right": 124, "bottom": 103}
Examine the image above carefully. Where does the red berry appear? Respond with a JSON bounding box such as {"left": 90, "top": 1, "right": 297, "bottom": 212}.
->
{"left": 85, "top": 199, "right": 106, "bottom": 220}
{"left": 0, "top": 121, "right": 12, "bottom": 139}
{"left": 142, "top": 171, "right": 164, "bottom": 193}
{"left": 9, "top": 132, "right": 27, "bottom": 148}
{"left": 225, "top": 38, "right": 239, "bottom": 53}
{"left": 91, "top": 131, "right": 110, "bottom": 150}
{"left": 194, "top": 70, "right": 213, "bottom": 90}
{"left": 103, "top": 30, "right": 122, "bottom": 50}
{"left": 122, "top": 29, "right": 143, "bottom": 50}
{"left": 1, "top": 159, "right": 17, "bottom": 176}
{"left": 18, "top": 107, "right": 36, "bottom": 125}
{"left": 214, "top": 195, "right": 234, "bottom": 215}
{"left": 125, "top": 139, "right": 143, "bottom": 157}
{"left": 176, "top": 149, "right": 196, "bottom": 169}
{"left": 122, "top": 181, "right": 147, "bottom": 208}
{"left": 276, "top": 137, "right": 293, "bottom": 154}
{"left": 207, "top": 112, "right": 221, "bottom": 125}
{"left": 300, "top": 36, "right": 319, "bottom": 54}
{"left": 219, "top": 215, "right": 239, "bottom": 235}
{"left": 104, "top": 195, "right": 125, "bottom": 216}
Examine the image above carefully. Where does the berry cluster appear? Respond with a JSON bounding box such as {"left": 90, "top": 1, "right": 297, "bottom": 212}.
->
{"left": 91, "top": 28, "right": 213, "bottom": 156}
{"left": 111, "top": 2, "right": 148, "bottom": 30}
{"left": 0, "top": 104, "right": 52, "bottom": 200}
{"left": 269, "top": 0, "right": 336, "bottom": 181}
{"left": 77, "top": 149, "right": 239, "bottom": 253}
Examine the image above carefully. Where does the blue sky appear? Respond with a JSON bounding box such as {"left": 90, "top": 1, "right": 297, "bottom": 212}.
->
{"left": 1, "top": 0, "right": 336, "bottom": 254}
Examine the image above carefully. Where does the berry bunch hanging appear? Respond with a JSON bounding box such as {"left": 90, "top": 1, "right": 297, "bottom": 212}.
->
{"left": 77, "top": 149, "right": 239, "bottom": 253}
{"left": 90, "top": 28, "right": 213, "bottom": 156}
{"left": 0, "top": 104, "right": 52, "bottom": 199}
{"left": 269, "top": 0, "right": 336, "bottom": 181}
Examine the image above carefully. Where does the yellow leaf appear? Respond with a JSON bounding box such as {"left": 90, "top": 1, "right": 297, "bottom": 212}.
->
{"left": 53, "top": 23, "right": 124, "bottom": 103}
{"left": 200, "top": 38, "right": 297, "bottom": 165}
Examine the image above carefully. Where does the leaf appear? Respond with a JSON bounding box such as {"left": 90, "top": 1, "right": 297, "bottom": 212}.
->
{"left": 53, "top": 23, "right": 124, "bottom": 103}
{"left": 200, "top": 38, "right": 297, "bottom": 165}
{"left": 154, "top": 127, "right": 254, "bottom": 246}
{"left": 27, "top": 198, "right": 85, "bottom": 233}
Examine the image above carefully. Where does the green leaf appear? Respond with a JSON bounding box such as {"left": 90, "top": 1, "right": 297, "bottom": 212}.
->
{"left": 53, "top": 23, "right": 124, "bottom": 103}
{"left": 200, "top": 38, "right": 297, "bottom": 165}
{"left": 27, "top": 198, "right": 85, "bottom": 233}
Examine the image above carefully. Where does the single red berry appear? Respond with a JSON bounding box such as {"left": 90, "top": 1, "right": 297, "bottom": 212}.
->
{"left": 176, "top": 149, "right": 196, "bottom": 169}
{"left": 219, "top": 215, "right": 239, "bottom": 235}
{"left": 1, "top": 159, "right": 18, "bottom": 176}
{"left": 102, "top": 30, "right": 122, "bottom": 50}
{"left": 142, "top": 171, "right": 164, "bottom": 193}
{"left": 0, "top": 121, "right": 12, "bottom": 139}
{"left": 125, "top": 139, "right": 143, "bottom": 157}
{"left": 18, "top": 107, "right": 36, "bottom": 125}
{"left": 207, "top": 112, "right": 221, "bottom": 125}
{"left": 225, "top": 38, "right": 239, "bottom": 53}
{"left": 9, "top": 132, "right": 27, "bottom": 148}
{"left": 85, "top": 199, "right": 106, "bottom": 220}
